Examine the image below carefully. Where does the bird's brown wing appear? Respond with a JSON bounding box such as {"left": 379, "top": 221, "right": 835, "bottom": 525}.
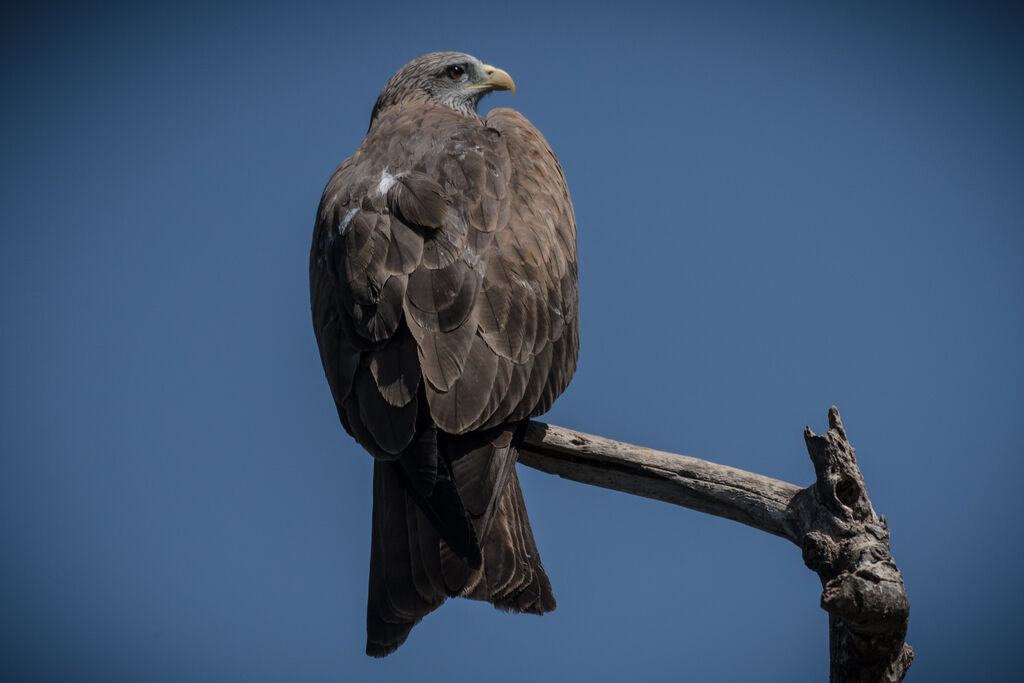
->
{"left": 311, "top": 99, "right": 577, "bottom": 488}
{"left": 475, "top": 106, "right": 579, "bottom": 425}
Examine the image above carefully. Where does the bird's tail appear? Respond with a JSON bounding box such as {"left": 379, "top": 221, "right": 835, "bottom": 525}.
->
{"left": 365, "top": 426, "right": 555, "bottom": 657}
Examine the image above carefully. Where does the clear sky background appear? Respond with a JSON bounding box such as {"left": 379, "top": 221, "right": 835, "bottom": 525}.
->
{"left": 2, "top": 1, "right": 1022, "bottom": 680}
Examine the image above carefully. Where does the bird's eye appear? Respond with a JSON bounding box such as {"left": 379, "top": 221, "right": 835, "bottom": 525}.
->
{"left": 446, "top": 65, "right": 465, "bottom": 79}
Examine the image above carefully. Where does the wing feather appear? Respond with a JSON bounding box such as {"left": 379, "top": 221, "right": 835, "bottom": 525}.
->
{"left": 386, "top": 172, "right": 448, "bottom": 229}
{"left": 350, "top": 274, "right": 406, "bottom": 342}
{"left": 384, "top": 219, "right": 424, "bottom": 275}
{"left": 368, "top": 327, "right": 420, "bottom": 407}
{"left": 427, "top": 334, "right": 500, "bottom": 434}
{"left": 406, "top": 313, "right": 476, "bottom": 392}
{"left": 352, "top": 367, "right": 418, "bottom": 455}
{"left": 404, "top": 260, "right": 480, "bottom": 333}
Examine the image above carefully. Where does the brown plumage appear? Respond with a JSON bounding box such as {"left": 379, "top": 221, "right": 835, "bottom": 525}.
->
{"left": 310, "top": 52, "right": 578, "bottom": 656}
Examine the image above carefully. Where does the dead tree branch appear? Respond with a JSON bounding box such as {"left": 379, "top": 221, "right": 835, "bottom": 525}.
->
{"left": 518, "top": 406, "right": 912, "bottom": 683}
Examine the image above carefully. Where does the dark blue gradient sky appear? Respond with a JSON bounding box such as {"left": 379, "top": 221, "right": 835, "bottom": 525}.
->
{"left": 3, "top": 1, "right": 1022, "bottom": 680}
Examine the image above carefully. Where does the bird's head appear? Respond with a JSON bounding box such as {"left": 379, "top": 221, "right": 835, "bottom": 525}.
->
{"left": 370, "top": 52, "right": 515, "bottom": 122}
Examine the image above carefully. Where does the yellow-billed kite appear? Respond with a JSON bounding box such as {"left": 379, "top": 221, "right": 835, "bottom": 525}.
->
{"left": 310, "top": 52, "right": 578, "bottom": 656}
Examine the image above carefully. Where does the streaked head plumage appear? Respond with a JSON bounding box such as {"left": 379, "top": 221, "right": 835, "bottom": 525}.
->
{"left": 371, "top": 52, "right": 515, "bottom": 121}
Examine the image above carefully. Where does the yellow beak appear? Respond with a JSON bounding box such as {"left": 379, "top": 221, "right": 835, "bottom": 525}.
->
{"left": 466, "top": 64, "right": 516, "bottom": 95}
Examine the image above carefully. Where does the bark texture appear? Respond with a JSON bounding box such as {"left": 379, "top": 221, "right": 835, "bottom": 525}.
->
{"left": 518, "top": 406, "right": 912, "bottom": 682}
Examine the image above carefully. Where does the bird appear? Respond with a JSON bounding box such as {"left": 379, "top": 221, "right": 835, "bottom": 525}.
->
{"left": 309, "top": 52, "right": 578, "bottom": 657}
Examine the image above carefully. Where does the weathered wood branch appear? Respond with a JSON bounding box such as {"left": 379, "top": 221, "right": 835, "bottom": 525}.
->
{"left": 518, "top": 406, "right": 912, "bottom": 683}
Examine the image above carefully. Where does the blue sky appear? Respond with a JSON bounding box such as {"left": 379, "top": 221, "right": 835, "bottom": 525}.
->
{"left": 2, "top": 1, "right": 1022, "bottom": 680}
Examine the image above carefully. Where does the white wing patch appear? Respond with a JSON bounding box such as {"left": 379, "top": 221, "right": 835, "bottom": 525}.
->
{"left": 513, "top": 276, "right": 539, "bottom": 293}
{"left": 376, "top": 168, "right": 397, "bottom": 196}
{"left": 338, "top": 207, "right": 359, "bottom": 235}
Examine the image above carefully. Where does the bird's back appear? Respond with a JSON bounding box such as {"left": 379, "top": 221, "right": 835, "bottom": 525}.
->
{"left": 311, "top": 96, "right": 577, "bottom": 655}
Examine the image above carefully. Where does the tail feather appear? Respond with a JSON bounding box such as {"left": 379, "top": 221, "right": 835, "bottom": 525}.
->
{"left": 396, "top": 426, "right": 481, "bottom": 567}
{"left": 366, "top": 461, "right": 444, "bottom": 657}
{"left": 365, "top": 431, "right": 555, "bottom": 657}
{"left": 463, "top": 471, "right": 556, "bottom": 614}
{"left": 405, "top": 491, "right": 447, "bottom": 604}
